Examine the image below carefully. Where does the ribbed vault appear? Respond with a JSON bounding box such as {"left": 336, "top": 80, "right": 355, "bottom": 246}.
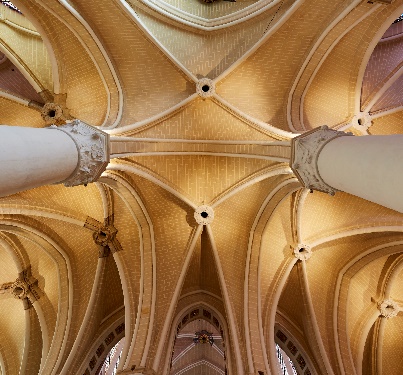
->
{"left": 1, "top": 0, "right": 403, "bottom": 374}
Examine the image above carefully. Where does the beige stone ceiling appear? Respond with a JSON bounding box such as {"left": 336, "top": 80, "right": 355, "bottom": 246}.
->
{"left": 1, "top": 0, "right": 403, "bottom": 374}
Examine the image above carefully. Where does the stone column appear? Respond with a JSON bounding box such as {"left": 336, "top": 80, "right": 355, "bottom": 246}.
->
{"left": 0, "top": 120, "right": 109, "bottom": 198}
{"left": 291, "top": 126, "right": 403, "bottom": 213}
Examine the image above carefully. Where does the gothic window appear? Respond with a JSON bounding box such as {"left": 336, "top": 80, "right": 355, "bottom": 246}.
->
{"left": 0, "top": 1, "right": 21, "bottom": 13}
{"left": 274, "top": 326, "right": 315, "bottom": 375}
{"left": 170, "top": 307, "right": 227, "bottom": 375}
{"left": 276, "top": 344, "right": 298, "bottom": 375}
{"left": 393, "top": 14, "right": 403, "bottom": 24}
{"left": 97, "top": 337, "right": 125, "bottom": 375}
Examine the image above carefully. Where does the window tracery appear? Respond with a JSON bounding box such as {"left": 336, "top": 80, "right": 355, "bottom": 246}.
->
{"left": 275, "top": 326, "right": 315, "bottom": 375}
{"left": 0, "top": 1, "right": 21, "bottom": 13}
{"left": 170, "top": 306, "right": 227, "bottom": 375}
{"left": 393, "top": 14, "right": 403, "bottom": 24}
{"left": 97, "top": 338, "right": 125, "bottom": 375}
{"left": 276, "top": 344, "right": 298, "bottom": 375}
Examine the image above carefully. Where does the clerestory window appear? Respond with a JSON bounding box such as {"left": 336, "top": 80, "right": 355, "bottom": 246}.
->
{"left": 0, "top": 1, "right": 21, "bottom": 13}
{"left": 97, "top": 338, "right": 125, "bottom": 375}
{"left": 276, "top": 343, "right": 298, "bottom": 375}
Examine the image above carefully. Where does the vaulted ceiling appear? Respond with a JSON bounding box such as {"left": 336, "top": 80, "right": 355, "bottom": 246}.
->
{"left": 1, "top": 0, "right": 403, "bottom": 374}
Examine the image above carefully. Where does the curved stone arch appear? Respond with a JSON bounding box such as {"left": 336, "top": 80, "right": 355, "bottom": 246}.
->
{"left": 0, "top": 205, "right": 87, "bottom": 227}
{"left": 334, "top": 240, "right": 403, "bottom": 375}
{"left": 0, "top": 348, "right": 5, "bottom": 375}
{"left": 0, "top": 232, "right": 28, "bottom": 272}
{"left": 107, "top": 94, "right": 197, "bottom": 136}
{"left": 0, "top": 225, "right": 63, "bottom": 373}
{"left": 107, "top": 162, "right": 198, "bottom": 210}
{"left": 54, "top": 0, "right": 124, "bottom": 128}
{"left": 0, "top": 41, "right": 43, "bottom": 93}
{"left": 288, "top": 1, "right": 403, "bottom": 133}
{"left": 297, "top": 231, "right": 403, "bottom": 375}
{"left": 98, "top": 172, "right": 156, "bottom": 372}
{"left": 129, "top": 0, "right": 286, "bottom": 31}
{"left": 77, "top": 315, "right": 125, "bottom": 375}
{"left": 298, "top": 5, "right": 382, "bottom": 132}
{"left": 210, "top": 165, "right": 294, "bottom": 208}
{"left": 309, "top": 225, "right": 403, "bottom": 250}
{"left": 9, "top": 0, "right": 60, "bottom": 93}
{"left": 0, "top": 218, "right": 73, "bottom": 375}
{"left": 244, "top": 177, "right": 301, "bottom": 374}
{"left": 9, "top": 0, "right": 114, "bottom": 127}
{"left": 0, "top": 341, "right": 13, "bottom": 375}
{"left": 274, "top": 322, "right": 318, "bottom": 375}
{"left": 355, "top": 3, "right": 403, "bottom": 116}
{"left": 287, "top": 0, "right": 375, "bottom": 132}
{"left": 360, "top": 254, "right": 403, "bottom": 375}
{"left": 22, "top": 0, "right": 120, "bottom": 127}
{"left": 381, "top": 253, "right": 403, "bottom": 299}
{"left": 163, "top": 302, "right": 232, "bottom": 375}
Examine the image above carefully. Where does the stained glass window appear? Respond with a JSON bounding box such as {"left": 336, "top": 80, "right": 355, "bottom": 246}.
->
{"left": 0, "top": 1, "right": 21, "bottom": 13}
{"left": 276, "top": 344, "right": 298, "bottom": 375}
{"left": 393, "top": 14, "right": 403, "bottom": 24}
{"left": 98, "top": 338, "right": 124, "bottom": 375}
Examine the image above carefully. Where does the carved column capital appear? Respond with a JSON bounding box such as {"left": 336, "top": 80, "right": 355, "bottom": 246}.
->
{"left": 290, "top": 125, "right": 353, "bottom": 195}
{"left": 49, "top": 120, "right": 110, "bottom": 187}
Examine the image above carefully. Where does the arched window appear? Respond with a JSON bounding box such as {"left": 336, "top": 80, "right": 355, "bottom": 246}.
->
{"left": 97, "top": 337, "right": 125, "bottom": 375}
{"left": 0, "top": 1, "right": 21, "bottom": 13}
{"left": 393, "top": 14, "right": 403, "bottom": 24}
{"left": 170, "top": 306, "right": 227, "bottom": 375}
{"left": 276, "top": 343, "right": 298, "bottom": 375}
{"left": 274, "top": 325, "right": 315, "bottom": 375}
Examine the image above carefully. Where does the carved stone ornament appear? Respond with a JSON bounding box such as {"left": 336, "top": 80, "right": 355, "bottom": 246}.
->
{"left": 41, "top": 102, "right": 65, "bottom": 125}
{"left": 93, "top": 224, "right": 118, "bottom": 247}
{"left": 378, "top": 299, "right": 400, "bottom": 319}
{"left": 352, "top": 112, "right": 372, "bottom": 133}
{"left": 49, "top": 120, "right": 110, "bottom": 187}
{"left": 84, "top": 216, "right": 122, "bottom": 257}
{"left": 293, "top": 244, "right": 312, "bottom": 261}
{"left": 194, "top": 205, "right": 214, "bottom": 225}
{"left": 0, "top": 267, "right": 41, "bottom": 309}
{"left": 290, "top": 125, "right": 353, "bottom": 195}
{"left": 196, "top": 78, "right": 215, "bottom": 99}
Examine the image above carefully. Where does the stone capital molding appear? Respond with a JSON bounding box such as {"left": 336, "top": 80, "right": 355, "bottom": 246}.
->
{"left": 49, "top": 120, "right": 110, "bottom": 187}
{"left": 378, "top": 299, "right": 400, "bottom": 319}
{"left": 194, "top": 205, "right": 214, "bottom": 225}
{"left": 196, "top": 78, "right": 215, "bottom": 99}
{"left": 290, "top": 125, "right": 353, "bottom": 195}
{"left": 293, "top": 244, "right": 312, "bottom": 261}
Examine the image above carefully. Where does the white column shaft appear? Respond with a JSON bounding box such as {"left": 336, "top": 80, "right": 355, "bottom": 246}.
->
{"left": 318, "top": 135, "right": 403, "bottom": 213}
{"left": 0, "top": 126, "right": 78, "bottom": 197}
